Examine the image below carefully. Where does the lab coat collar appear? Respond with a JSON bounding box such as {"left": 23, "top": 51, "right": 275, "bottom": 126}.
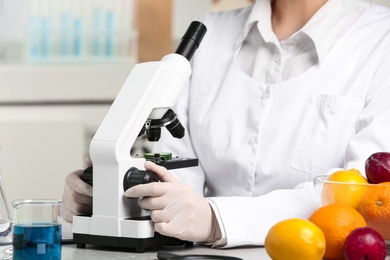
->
{"left": 234, "top": 0, "right": 274, "bottom": 50}
{"left": 234, "top": 0, "right": 367, "bottom": 63}
{"left": 300, "top": 0, "right": 366, "bottom": 63}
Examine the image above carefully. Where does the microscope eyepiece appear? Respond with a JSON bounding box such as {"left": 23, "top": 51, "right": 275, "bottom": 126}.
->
{"left": 175, "top": 21, "right": 207, "bottom": 61}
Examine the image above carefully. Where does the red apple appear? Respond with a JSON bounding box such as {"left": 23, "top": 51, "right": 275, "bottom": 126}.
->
{"left": 344, "top": 227, "right": 386, "bottom": 260}
{"left": 365, "top": 152, "right": 390, "bottom": 184}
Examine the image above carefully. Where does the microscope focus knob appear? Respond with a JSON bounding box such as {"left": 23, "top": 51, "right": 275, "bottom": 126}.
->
{"left": 80, "top": 167, "right": 93, "bottom": 186}
{"left": 123, "top": 167, "right": 159, "bottom": 192}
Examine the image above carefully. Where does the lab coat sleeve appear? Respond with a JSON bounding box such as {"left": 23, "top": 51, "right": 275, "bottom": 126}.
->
{"left": 344, "top": 42, "right": 390, "bottom": 173}
{"left": 207, "top": 182, "right": 318, "bottom": 248}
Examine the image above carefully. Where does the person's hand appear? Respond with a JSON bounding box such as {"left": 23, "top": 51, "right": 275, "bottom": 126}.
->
{"left": 125, "top": 161, "right": 221, "bottom": 243}
{"left": 62, "top": 156, "right": 93, "bottom": 223}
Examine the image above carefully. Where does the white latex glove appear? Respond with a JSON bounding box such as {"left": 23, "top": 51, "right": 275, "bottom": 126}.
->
{"left": 61, "top": 156, "right": 93, "bottom": 223}
{"left": 125, "top": 161, "right": 220, "bottom": 243}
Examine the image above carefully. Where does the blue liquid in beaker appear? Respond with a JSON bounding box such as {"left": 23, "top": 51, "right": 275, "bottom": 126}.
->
{"left": 13, "top": 224, "right": 61, "bottom": 259}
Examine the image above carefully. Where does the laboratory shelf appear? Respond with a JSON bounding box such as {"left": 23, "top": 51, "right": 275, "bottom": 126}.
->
{"left": 0, "top": 62, "right": 135, "bottom": 103}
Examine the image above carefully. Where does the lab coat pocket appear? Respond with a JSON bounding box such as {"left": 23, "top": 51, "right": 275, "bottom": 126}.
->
{"left": 291, "top": 94, "right": 364, "bottom": 175}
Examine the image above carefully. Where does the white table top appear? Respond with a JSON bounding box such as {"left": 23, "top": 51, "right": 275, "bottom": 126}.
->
{"left": 62, "top": 243, "right": 390, "bottom": 260}
{"left": 59, "top": 227, "right": 390, "bottom": 259}
{"left": 62, "top": 243, "right": 271, "bottom": 260}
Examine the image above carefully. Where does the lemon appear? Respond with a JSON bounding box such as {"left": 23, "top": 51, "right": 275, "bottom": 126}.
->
{"left": 322, "top": 169, "right": 368, "bottom": 209}
{"left": 265, "top": 218, "right": 326, "bottom": 260}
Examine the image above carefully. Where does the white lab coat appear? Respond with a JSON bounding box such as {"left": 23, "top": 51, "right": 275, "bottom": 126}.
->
{"left": 154, "top": 3, "right": 390, "bottom": 247}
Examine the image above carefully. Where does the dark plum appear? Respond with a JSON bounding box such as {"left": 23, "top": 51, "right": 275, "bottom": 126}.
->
{"left": 365, "top": 152, "right": 390, "bottom": 184}
{"left": 344, "top": 227, "right": 386, "bottom": 260}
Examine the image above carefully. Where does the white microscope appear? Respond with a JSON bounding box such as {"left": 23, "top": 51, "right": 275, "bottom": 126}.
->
{"left": 72, "top": 21, "right": 207, "bottom": 253}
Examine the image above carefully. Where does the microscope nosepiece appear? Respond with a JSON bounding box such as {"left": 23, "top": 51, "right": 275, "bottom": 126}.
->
{"left": 145, "top": 109, "right": 185, "bottom": 142}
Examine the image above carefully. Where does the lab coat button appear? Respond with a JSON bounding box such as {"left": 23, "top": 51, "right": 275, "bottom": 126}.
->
{"left": 329, "top": 106, "right": 337, "bottom": 114}
{"left": 261, "top": 93, "right": 269, "bottom": 99}
{"left": 248, "top": 137, "right": 257, "bottom": 145}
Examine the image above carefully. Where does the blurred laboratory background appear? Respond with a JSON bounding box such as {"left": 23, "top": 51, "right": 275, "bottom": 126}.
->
{"left": 0, "top": 0, "right": 256, "bottom": 211}
{"left": 0, "top": 0, "right": 389, "bottom": 214}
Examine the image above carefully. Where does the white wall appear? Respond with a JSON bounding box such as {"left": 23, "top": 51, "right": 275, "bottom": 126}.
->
{"left": 0, "top": 0, "right": 29, "bottom": 42}
{"left": 0, "top": 65, "right": 127, "bottom": 207}
{"left": 371, "top": 0, "right": 390, "bottom": 6}
{"left": 172, "top": 0, "right": 212, "bottom": 43}
{"left": 0, "top": 118, "right": 85, "bottom": 203}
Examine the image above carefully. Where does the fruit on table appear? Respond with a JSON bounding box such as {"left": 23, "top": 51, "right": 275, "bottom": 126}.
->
{"left": 344, "top": 227, "right": 386, "bottom": 260}
{"left": 322, "top": 169, "right": 368, "bottom": 209}
{"left": 264, "top": 218, "right": 325, "bottom": 260}
{"left": 358, "top": 182, "right": 390, "bottom": 239}
{"left": 365, "top": 152, "right": 390, "bottom": 184}
{"left": 309, "top": 203, "right": 367, "bottom": 260}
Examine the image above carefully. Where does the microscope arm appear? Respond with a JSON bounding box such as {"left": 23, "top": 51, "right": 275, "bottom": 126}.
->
{"left": 90, "top": 53, "right": 193, "bottom": 220}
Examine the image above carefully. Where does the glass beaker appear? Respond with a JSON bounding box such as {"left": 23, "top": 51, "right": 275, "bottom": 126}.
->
{"left": 0, "top": 146, "right": 13, "bottom": 260}
{"left": 12, "top": 199, "right": 62, "bottom": 260}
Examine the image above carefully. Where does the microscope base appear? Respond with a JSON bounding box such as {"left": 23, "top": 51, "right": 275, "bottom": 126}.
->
{"left": 73, "top": 233, "right": 193, "bottom": 253}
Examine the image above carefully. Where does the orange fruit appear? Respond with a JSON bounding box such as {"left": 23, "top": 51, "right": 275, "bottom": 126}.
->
{"left": 264, "top": 218, "right": 326, "bottom": 260}
{"left": 309, "top": 203, "right": 367, "bottom": 260}
{"left": 322, "top": 169, "right": 368, "bottom": 209}
{"left": 358, "top": 182, "right": 390, "bottom": 239}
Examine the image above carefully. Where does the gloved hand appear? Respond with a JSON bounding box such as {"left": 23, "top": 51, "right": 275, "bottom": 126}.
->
{"left": 125, "top": 161, "right": 221, "bottom": 243}
{"left": 61, "top": 156, "right": 93, "bottom": 223}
